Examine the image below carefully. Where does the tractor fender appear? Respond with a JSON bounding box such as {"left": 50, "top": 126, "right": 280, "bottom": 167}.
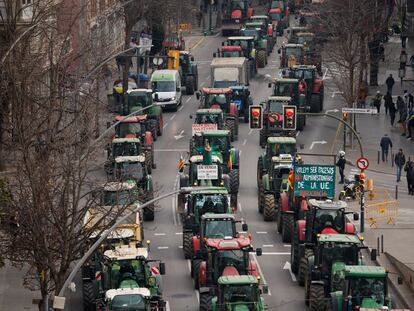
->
{"left": 312, "top": 79, "right": 324, "bottom": 94}
{"left": 199, "top": 261, "right": 207, "bottom": 287}
{"left": 223, "top": 174, "right": 231, "bottom": 192}
{"left": 247, "top": 7, "right": 253, "bottom": 18}
{"left": 345, "top": 223, "right": 355, "bottom": 234}
{"left": 280, "top": 192, "right": 289, "bottom": 212}
{"left": 179, "top": 173, "right": 189, "bottom": 188}
{"left": 310, "top": 280, "right": 325, "bottom": 286}
{"left": 248, "top": 260, "right": 259, "bottom": 278}
{"left": 307, "top": 255, "right": 315, "bottom": 273}
{"left": 262, "top": 174, "right": 270, "bottom": 191}
{"left": 192, "top": 236, "right": 201, "bottom": 255}
{"left": 229, "top": 103, "right": 238, "bottom": 117}
{"left": 300, "top": 199, "right": 309, "bottom": 212}
{"left": 297, "top": 219, "right": 306, "bottom": 242}
{"left": 145, "top": 131, "right": 153, "bottom": 147}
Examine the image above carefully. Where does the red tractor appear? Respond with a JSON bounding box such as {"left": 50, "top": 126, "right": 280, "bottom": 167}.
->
{"left": 213, "top": 46, "right": 243, "bottom": 58}
{"left": 290, "top": 199, "right": 359, "bottom": 285}
{"left": 222, "top": 0, "right": 254, "bottom": 36}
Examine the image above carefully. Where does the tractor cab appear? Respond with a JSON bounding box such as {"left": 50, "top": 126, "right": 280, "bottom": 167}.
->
{"left": 113, "top": 115, "right": 148, "bottom": 139}
{"left": 225, "top": 36, "right": 256, "bottom": 59}
{"left": 201, "top": 214, "right": 239, "bottom": 240}
{"left": 105, "top": 138, "right": 143, "bottom": 176}
{"left": 230, "top": 85, "right": 252, "bottom": 122}
{"left": 266, "top": 137, "right": 297, "bottom": 158}
{"left": 198, "top": 88, "right": 233, "bottom": 113}
{"left": 278, "top": 44, "right": 305, "bottom": 68}
{"left": 105, "top": 287, "right": 166, "bottom": 311}
{"left": 262, "top": 96, "right": 292, "bottom": 134}
{"left": 284, "top": 65, "right": 322, "bottom": 99}
{"left": 179, "top": 51, "right": 194, "bottom": 73}
{"left": 230, "top": 0, "right": 250, "bottom": 19}
{"left": 269, "top": 8, "right": 282, "bottom": 21}
{"left": 244, "top": 21, "right": 267, "bottom": 36}
{"left": 187, "top": 155, "right": 226, "bottom": 188}
{"left": 99, "top": 181, "right": 138, "bottom": 207}
{"left": 193, "top": 109, "right": 225, "bottom": 130}
{"left": 268, "top": 154, "right": 293, "bottom": 190}
{"left": 287, "top": 26, "right": 309, "bottom": 43}
{"left": 113, "top": 156, "right": 148, "bottom": 183}
{"left": 295, "top": 32, "right": 315, "bottom": 46}
{"left": 214, "top": 46, "right": 243, "bottom": 58}
{"left": 191, "top": 130, "right": 232, "bottom": 159}
{"left": 269, "top": 78, "right": 306, "bottom": 107}
{"left": 125, "top": 89, "right": 153, "bottom": 114}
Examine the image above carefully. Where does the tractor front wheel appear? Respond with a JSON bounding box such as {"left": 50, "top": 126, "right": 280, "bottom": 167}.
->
{"left": 157, "top": 114, "right": 163, "bottom": 136}
{"left": 199, "top": 292, "right": 212, "bottom": 311}
{"left": 229, "top": 169, "right": 240, "bottom": 194}
{"left": 143, "top": 191, "right": 155, "bottom": 221}
{"left": 264, "top": 194, "right": 275, "bottom": 221}
{"left": 309, "top": 283, "right": 326, "bottom": 311}
{"left": 193, "top": 259, "right": 201, "bottom": 289}
{"left": 258, "top": 182, "right": 265, "bottom": 214}
{"left": 299, "top": 249, "right": 313, "bottom": 286}
{"left": 257, "top": 50, "right": 266, "bottom": 68}
{"left": 257, "top": 158, "right": 263, "bottom": 187}
{"left": 281, "top": 213, "right": 293, "bottom": 243}
{"left": 276, "top": 208, "right": 282, "bottom": 233}
{"left": 225, "top": 119, "right": 237, "bottom": 141}
{"left": 145, "top": 150, "right": 152, "bottom": 174}
{"left": 310, "top": 94, "right": 322, "bottom": 113}
{"left": 291, "top": 226, "right": 300, "bottom": 273}
{"left": 186, "top": 76, "right": 195, "bottom": 95}
{"left": 82, "top": 281, "right": 95, "bottom": 311}
{"left": 259, "top": 129, "right": 266, "bottom": 148}
{"left": 183, "top": 232, "right": 193, "bottom": 259}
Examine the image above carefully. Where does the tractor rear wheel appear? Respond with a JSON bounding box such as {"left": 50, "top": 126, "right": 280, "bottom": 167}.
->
{"left": 145, "top": 150, "right": 152, "bottom": 174}
{"left": 257, "top": 158, "right": 263, "bottom": 187}
{"left": 150, "top": 119, "right": 158, "bottom": 141}
{"left": 143, "top": 191, "right": 155, "bottom": 221}
{"left": 229, "top": 169, "right": 240, "bottom": 194}
{"left": 282, "top": 213, "right": 293, "bottom": 243}
{"left": 225, "top": 119, "right": 236, "bottom": 141}
{"left": 310, "top": 94, "right": 322, "bottom": 113}
{"left": 258, "top": 182, "right": 265, "bottom": 214}
{"left": 257, "top": 50, "right": 266, "bottom": 68}
{"left": 291, "top": 226, "right": 300, "bottom": 273}
{"left": 193, "top": 259, "right": 201, "bottom": 289}
{"left": 199, "top": 292, "right": 213, "bottom": 311}
{"left": 82, "top": 281, "right": 95, "bottom": 311}
{"left": 299, "top": 249, "right": 313, "bottom": 286}
{"left": 183, "top": 232, "right": 193, "bottom": 259}
{"left": 309, "top": 283, "right": 326, "bottom": 311}
{"left": 186, "top": 76, "right": 195, "bottom": 95}
{"left": 264, "top": 194, "right": 275, "bottom": 221}
{"left": 297, "top": 114, "right": 305, "bottom": 131}
{"left": 259, "top": 129, "right": 266, "bottom": 148}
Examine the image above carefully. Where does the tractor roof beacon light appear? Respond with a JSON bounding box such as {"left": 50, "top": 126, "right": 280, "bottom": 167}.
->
{"left": 282, "top": 105, "right": 297, "bottom": 130}
{"left": 249, "top": 105, "right": 263, "bottom": 130}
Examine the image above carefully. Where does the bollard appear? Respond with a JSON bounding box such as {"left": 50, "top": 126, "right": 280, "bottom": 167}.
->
{"left": 377, "top": 237, "right": 380, "bottom": 257}
{"left": 378, "top": 150, "right": 380, "bottom": 164}
{"left": 396, "top": 185, "right": 398, "bottom": 200}
{"left": 381, "top": 234, "right": 384, "bottom": 253}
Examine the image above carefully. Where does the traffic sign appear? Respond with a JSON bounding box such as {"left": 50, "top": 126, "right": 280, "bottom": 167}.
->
{"left": 356, "top": 157, "right": 369, "bottom": 170}
{"left": 191, "top": 123, "right": 217, "bottom": 135}
{"left": 197, "top": 165, "right": 218, "bottom": 180}
{"left": 341, "top": 108, "right": 377, "bottom": 114}
{"left": 294, "top": 164, "right": 336, "bottom": 198}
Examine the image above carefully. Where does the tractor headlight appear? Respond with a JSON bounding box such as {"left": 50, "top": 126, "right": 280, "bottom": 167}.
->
{"left": 171, "top": 96, "right": 176, "bottom": 101}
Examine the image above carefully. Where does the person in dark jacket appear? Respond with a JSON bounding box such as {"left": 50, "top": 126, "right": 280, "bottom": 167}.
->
{"left": 385, "top": 74, "right": 395, "bottom": 95}
{"left": 383, "top": 92, "right": 393, "bottom": 115}
{"left": 336, "top": 150, "right": 353, "bottom": 184}
{"left": 404, "top": 161, "right": 414, "bottom": 195}
{"left": 380, "top": 134, "right": 393, "bottom": 162}
{"left": 389, "top": 100, "right": 397, "bottom": 126}
{"left": 394, "top": 149, "right": 406, "bottom": 182}
{"left": 396, "top": 96, "right": 406, "bottom": 122}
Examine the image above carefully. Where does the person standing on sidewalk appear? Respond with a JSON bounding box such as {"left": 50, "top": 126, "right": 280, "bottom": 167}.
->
{"left": 380, "top": 134, "right": 393, "bottom": 162}
{"left": 397, "top": 96, "right": 406, "bottom": 122}
{"left": 404, "top": 161, "right": 414, "bottom": 195}
{"left": 336, "top": 151, "right": 353, "bottom": 184}
{"left": 386, "top": 74, "right": 395, "bottom": 95}
{"left": 401, "top": 33, "right": 408, "bottom": 48}
{"left": 389, "top": 100, "right": 397, "bottom": 126}
{"left": 408, "top": 112, "right": 414, "bottom": 140}
{"left": 395, "top": 149, "right": 406, "bottom": 182}
{"left": 384, "top": 92, "right": 393, "bottom": 115}
{"left": 373, "top": 91, "right": 382, "bottom": 113}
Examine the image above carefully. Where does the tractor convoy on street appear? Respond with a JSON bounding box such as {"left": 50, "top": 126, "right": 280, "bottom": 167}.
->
{"left": 80, "top": 1, "right": 408, "bottom": 310}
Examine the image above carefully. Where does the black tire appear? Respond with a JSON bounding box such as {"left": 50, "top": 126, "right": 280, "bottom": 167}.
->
{"left": 229, "top": 169, "right": 240, "bottom": 194}
{"left": 297, "top": 114, "right": 305, "bottom": 131}
{"left": 299, "top": 249, "right": 313, "bottom": 286}
{"left": 193, "top": 259, "right": 201, "bottom": 289}
{"left": 157, "top": 114, "right": 163, "bottom": 136}
{"left": 82, "top": 281, "right": 94, "bottom": 311}
{"left": 291, "top": 226, "right": 300, "bottom": 273}
{"left": 199, "top": 292, "right": 213, "bottom": 311}
{"left": 309, "top": 284, "right": 326, "bottom": 311}
{"left": 264, "top": 194, "right": 275, "bottom": 221}
{"left": 145, "top": 150, "right": 152, "bottom": 174}
{"left": 186, "top": 76, "right": 195, "bottom": 95}
{"left": 258, "top": 182, "right": 264, "bottom": 214}
{"left": 225, "top": 119, "right": 236, "bottom": 141}
{"left": 257, "top": 158, "right": 263, "bottom": 187}
{"left": 310, "top": 94, "right": 321, "bottom": 113}
{"left": 143, "top": 190, "right": 155, "bottom": 221}
{"left": 281, "top": 213, "right": 293, "bottom": 243}
{"left": 257, "top": 50, "right": 266, "bottom": 68}
{"left": 259, "top": 129, "right": 266, "bottom": 148}
{"left": 183, "top": 232, "right": 193, "bottom": 259}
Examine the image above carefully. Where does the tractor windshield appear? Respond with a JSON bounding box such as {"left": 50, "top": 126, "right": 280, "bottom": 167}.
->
{"left": 111, "top": 294, "right": 146, "bottom": 311}
{"left": 320, "top": 243, "right": 359, "bottom": 268}
{"left": 198, "top": 136, "right": 229, "bottom": 151}
{"left": 268, "top": 100, "right": 284, "bottom": 112}
{"left": 348, "top": 277, "right": 386, "bottom": 307}
{"left": 231, "top": 1, "right": 245, "bottom": 10}
{"left": 102, "top": 190, "right": 132, "bottom": 206}
{"left": 242, "top": 29, "right": 259, "bottom": 38}
{"left": 115, "top": 162, "right": 144, "bottom": 181}
{"left": 273, "top": 83, "right": 297, "bottom": 98}
{"left": 110, "top": 259, "right": 144, "bottom": 288}
{"left": 195, "top": 113, "right": 221, "bottom": 125}
{"left": 285, "top": 47, "right": 302, "bottom": 59}
{"left": 314, "top": 209, "right": 344, "bottom": 233}
{"left": 222, "top": 284, "right": 258, "bottom": 305}
{"left": 206, "top": 94, "right": 229, "bottom": 111}
{"left": 216, "top": 250, "right": 247, "bottom": 275}
{"left": 297, "top": 36, "right": 313, "bottom": 45}
{"left": 117, "top": 123, "right": 142, "bottom": 138}
{"left": 269, "top": 143, "right": 296, "bottom": 156}
{"left": 204, "top": 219, "right": 234, "bottom": 238}
{"left": 113, "top": 142, "right": 141, "bottom": 158}
{"left": 194, "top": 194, "right": 228, "bottom": 220}
{"left": 272, "top": 167, "right": 291, "bottom": 190}
{"left": 223, "top": 51, "right": 242, "bottom": 57}
{"left": 292, "top": 69, "right": 313, "bottom": 80}
{"left": 152, "top": 81, "right": 175, "bottom": 92}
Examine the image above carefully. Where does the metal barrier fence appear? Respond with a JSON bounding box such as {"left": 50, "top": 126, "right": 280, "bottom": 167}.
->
{"left": 365, "top": 187, "right": 399, "bottom": 228}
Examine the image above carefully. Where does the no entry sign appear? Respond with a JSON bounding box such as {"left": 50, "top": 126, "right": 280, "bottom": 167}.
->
{"left": 356, "top": 157, "right": 369, "bottom": 171}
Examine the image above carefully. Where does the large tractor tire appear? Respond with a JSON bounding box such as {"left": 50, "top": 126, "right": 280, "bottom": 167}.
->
{"left": 82, "top": 281, "right": 95, "bottom": 311}
{"left": 186, "top": 76, "right": 195, "bottom": 95}
{"left": 199, "top": 292, "right": 213, "bottom": 311}
{"left": 157, "top": 114, "right": 163, "bottom": 136}
{"left": 281, "top": 213, "right": 293, "bottom": 243}
{"left": 309, "top": 283, "right": 326, "bottom": 311}
{"left": 259, "top": 129, "right": 266, "bottom": 148}
{"left": 145, "top": 150, "right": 152, "bottom": 174}
{"left": 229, "top": 169, "right": 240, "bottom": 194}
{"left": 299, "top": 249, "right": 313, "bottom": 286}
{"left": 183, "top": 232, "right": 193, "bottom": 259}
{"left": 258, "top": 182, "right": 265, "bottom": 214}
{"left": 143, "top": 191, "right": 155, "bottom": 221}
{"left": 257, "top": 158, "right": 263, "bottom": 187}
{"left": 193, "top": 259, "right": 201, "bottom": 289}
{"left": 297, "top": 114, "right": 305, "bottom": 131}
{"left": 150, "top": 119, "right": 158, "bottom": 141}
{"left": 263, "top": 194, "right": 275, "bottom": 221}
{"left": 225, "top": 119, "right": 237, "bottom": 141}
{"left": 291, "top": 226, "right": 300, "bottom": 273}
{"left": 257, "top": 50, "right": 266, "bottom": 68}
{"left": 310, "top": 94, "right": 322, "bottom": 113}
{"left": 276, "top": 208, "right": 282, "bottom": 233}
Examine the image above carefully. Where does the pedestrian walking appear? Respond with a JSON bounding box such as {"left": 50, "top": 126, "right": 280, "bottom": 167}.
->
{"left": 408, "top": 112, "right": 414, "bottom": 140}
{"left": 401, "top": 109, "right": 408, "bottom": 136}
{"left": 397, "top": 96, "right": 405, "bottom": 122}
{"left": 386, "top": 74, "right": 395, "bottom": 95}
{"left": 404, "top": 161, "right": 414, "bottom": 195}
{"left": 409, "top": 93, "right": 414, "bottom": 112}
{"left": 336, "top": 150, "right": 350, "bottom": 184}
{"left": 389, "top": 100, "right": 397, "bottom": 126}
{"left": 404, "top": 90, "right": 409, "bottom": 107}
{"left": 395, "top": 149, "right": 406, "bottom": 182}
{"left": 373, "top": 91, "right": 382, "bottom": 113}
{"left": 384, "top": 92, "right": 393, "bottom": 115}
{"left": 401, "top": 33, "right": 408, "bottom": 48}
{"left": 380, "top": 134, "right": 393, "bottom": 162}
{"left": 196, "top": 9, "right": 203, "bottom": 27}
{"left": 407, "top": 110, "right": 414, "bottom": 139}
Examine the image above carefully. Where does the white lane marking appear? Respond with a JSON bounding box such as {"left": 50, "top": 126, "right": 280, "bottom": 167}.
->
{"left": 175, "top": 232, "right": 183, "bottom": 235}
{"left": 155, "top": 149, "right": 188, "bottom": 152}
{"left": 157, "top": 246, "right": 169, "bottom": 249}
{"left": 239, "top": 150, "right": 242, "bottom": 156}
{"left": 200, "top": 81, "right": 205, "bottom": 87}
{"left": 283, "top": 261, "right": 297, "bottom": 282}
{"left": 172, "top": 174, "right": 179, "bottom": 226}
{"left": 178, "top": 246, "right": 183, "bottom": 249}
{"left": 154, "top": 233, "right": 166, "bottom": 236}
{"left": 322, "top": 68, "right": 328, "bottom": 80}
{"left": 296, "top": 130, "right": 301, "bottom": 137}
{"left": 196, "top": 290, "right": 200, "bottom": 303}
{"left": 170, "top": 114, "right": 176, "bottom": 120}
{"left": 174, "top": 130, "right": 185, "bottom": 140}
{"left": 178, "top": 106, "right": 184, "bottom": 112}
{"left": 263, "top": 252, "right": 291, "bottom": 255}
{"left": 262, "top": 244, "right": 274, "bottom": 248}
{"left": 187, "top": 259, "right": 192, "bottom": 273}
{"left": 242, "top": 139, "right": 247, "bottom": 145}
{"left": 238, "top": 202, "right": 242, "bottom": 212}
{"left": 256, "top": 231, "right": 267, "bottom": 234}
{"left": 186, "top": 97, "right": 192, "bottom": 103}
{"left": 166, "top": 301, "right": 171, "bottom": 311}
{"left": 284, "top": 244, "right": 291, "bottom": 248}
{"left": 251, "top": 253, "right": 271, "bottom": 296}
{"left": 248, "top": 129, "right": 253, "bottom": 135}
{"left": 163, "top": 122, "right": 169, "bottom": 129}
{"left": 309, "top": 140, "right": 327, "bottom": 150}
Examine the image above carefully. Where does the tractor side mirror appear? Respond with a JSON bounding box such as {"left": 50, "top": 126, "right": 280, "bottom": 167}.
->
{"left": 371, "top": 249, "right": 377, "bottom": 261}
{"left": 196, "top": 92, "right": 201, "bottom": 100}
{"left": 353, "top": 213, "right": 359, "bottom": 221}
{"left": 256, "top": 248, "right": 262, "bottom": 256}
{"left": 189, "top": 114, "right": 193, "bottom": 119}
{"left": 242, "top": 223, "right": 248, "bottom": 232}
{"left": 191, "top": 56, "right": 194, "bottom": 61}
{"left": 106, "top": 121, "right": 111, "bottom": 129}
{"left": 159, "top": 262, "right": 166, "bottom": 275}
{"left": 262, "top": 284, "right": 269, "bottom": 294}
{"left": 398, "top": 276, "right": 403, "bottom": 285}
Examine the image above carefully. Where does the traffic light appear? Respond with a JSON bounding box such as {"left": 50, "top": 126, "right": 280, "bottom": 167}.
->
{"left": 359, "top": 173, "right": 366, "bottom": 189}
{"left": 342, "top": 112, "right": 349, "bottom": 121}
{"left": 282, "top": 105, "right": 297, "bottom": 130}
{"left": 249, "top": 105, "right": 263, "bottom": 130}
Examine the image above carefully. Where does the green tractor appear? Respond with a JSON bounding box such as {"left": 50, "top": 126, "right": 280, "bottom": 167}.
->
{"left": 178, "top": 50, "right": 198, "bottom": 95}
{"left": 112, "top": 156, "right": 155, "bottom": 221}
{"left": 268, "top": 78, "right": 307, "bottom": 130}
{"left": 303, "top": 234, "right": 365, "bottom": 310}
{"left": 225, "top": 36, "right": 257, "bottom": 76}
{"left": 82, "top": 244, "right": 165, "bottom": 311}
{"left": 240, "top": 26, "right": 268, "bottom": 67}
{"left": 182, "top": 188, "right": 235, "bottom": 259}
{"left": 196, "top": 88, "right": 239, "bottom": 141}
{"left": 191, "top": 108, "right": 226, "bottom": 131}
{"left": 278, "top": 43, "right": 305, "bottom": 68}
{"left": 104, "top": 287, "right": 166, "bottom": 311}
{"left": 244, "top": 20, "right": 275, "bottom": 53}
{"left": 206, "top": 275, "right": 268, "bottom": 311}
{"left": 222, "top": 0, "right": 253, "bottom": 36}
{"left": 287, "top": 26, "right": 309, "bottom": 43}
{"left": 328, "top": 266, "right": 400, "bottom": 311}
{"left": 258, "top": 154, "right": 293, "bottom": 221}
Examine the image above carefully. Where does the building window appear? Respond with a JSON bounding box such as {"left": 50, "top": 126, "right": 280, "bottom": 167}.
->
{"left": 21, "top": 0, "right": 33, "bottom": 20}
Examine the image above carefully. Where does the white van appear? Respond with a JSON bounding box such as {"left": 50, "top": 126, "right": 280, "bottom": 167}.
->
{"left": 151, "top": 69, "right": 182, "bottom": 111}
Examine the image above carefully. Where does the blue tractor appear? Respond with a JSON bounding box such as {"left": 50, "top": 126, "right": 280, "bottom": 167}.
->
{"left": 230, "top": 85, "right": 253, "bottom": 123}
